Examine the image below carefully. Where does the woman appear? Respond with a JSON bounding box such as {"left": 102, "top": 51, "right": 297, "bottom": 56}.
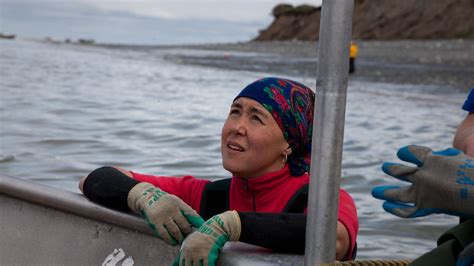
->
{"left": 80, "top": 77, "right": 358, "bottom": 265}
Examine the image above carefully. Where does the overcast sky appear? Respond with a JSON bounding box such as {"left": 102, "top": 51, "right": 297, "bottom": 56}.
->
{"left": 0, "top": 0, "right": 321, "bottom": 44}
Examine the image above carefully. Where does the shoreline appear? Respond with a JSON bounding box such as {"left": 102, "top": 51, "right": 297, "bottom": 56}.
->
{"left": 45, "top": 38, "right": 474, "bottom": 90}
{"left": 167, "top": 39, "right": 474, "bottom": 90}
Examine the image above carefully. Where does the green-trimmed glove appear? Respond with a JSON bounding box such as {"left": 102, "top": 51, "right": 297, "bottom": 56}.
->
{"left": 127, "top": 182, "right": 205, "bottom": 245}
{"left": 173, "top": 210, "right": 241, "bottom": 266}
{"left": 372, "top": 145, "right": 474, "bottom": 218}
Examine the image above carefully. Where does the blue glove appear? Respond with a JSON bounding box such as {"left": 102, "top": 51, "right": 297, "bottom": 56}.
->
{"left": 372, "top": 145, "right": 474, "bottom": 218}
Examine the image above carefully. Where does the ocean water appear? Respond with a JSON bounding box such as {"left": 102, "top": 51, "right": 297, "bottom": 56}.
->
{"left": 0, "top": 39, "right": 468, "bottom": 260}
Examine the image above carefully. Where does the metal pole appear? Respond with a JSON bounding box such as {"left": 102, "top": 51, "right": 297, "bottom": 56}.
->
{"left": 304, "top": 0, "right": 354, "bottom": 265}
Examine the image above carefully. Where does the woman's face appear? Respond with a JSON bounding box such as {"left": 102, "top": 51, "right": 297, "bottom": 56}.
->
{"left": 221, "top": 97, "right": 290, "bottom": 178}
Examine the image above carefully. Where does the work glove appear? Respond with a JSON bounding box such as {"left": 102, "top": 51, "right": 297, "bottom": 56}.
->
{"left": 173, "top": 210, "right": 241, "bottom": 266}
{"left": 127, "top": 182, "right": 205, "bottom": 245}
{"left": 372, "top": 145, "right": 474, "bottom": 218}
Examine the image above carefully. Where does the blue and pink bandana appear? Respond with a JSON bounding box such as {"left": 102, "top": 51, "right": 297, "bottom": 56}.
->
{"left": 235, "top": 77, "right": 315, "bottom": 176}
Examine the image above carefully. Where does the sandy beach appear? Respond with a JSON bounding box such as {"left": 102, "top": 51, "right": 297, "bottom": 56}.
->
{"left": 168, "top": 39, "right": 474, "bottom": 91}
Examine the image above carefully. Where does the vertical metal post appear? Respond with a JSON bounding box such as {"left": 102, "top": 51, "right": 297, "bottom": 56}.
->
{"left": 304, "top": 0, "right": 354, "bottom": 265}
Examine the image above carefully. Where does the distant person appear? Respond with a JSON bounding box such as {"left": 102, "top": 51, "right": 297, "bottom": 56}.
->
{"left": 79, "top": 77, "right": 359, "bottom": 264}
{"left": 349, "top": 41, "right": 358, "bottom": 74}
{"left": 372, "top": 88, "right": 474, "bottom": 266}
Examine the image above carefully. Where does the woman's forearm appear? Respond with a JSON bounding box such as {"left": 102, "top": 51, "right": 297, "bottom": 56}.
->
{"left": 81, "top": 166, "right": 139, "bottom": 211}
{"left": 238, "top": 212, "right": 350, "bottom": 260}
{"left": 238, "top": 212, "right": 306, "bottom": 253}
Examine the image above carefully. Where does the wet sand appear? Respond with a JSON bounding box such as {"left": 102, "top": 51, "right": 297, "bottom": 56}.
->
{"left": 170, "top": 40, "right": 474, "bottom": 91}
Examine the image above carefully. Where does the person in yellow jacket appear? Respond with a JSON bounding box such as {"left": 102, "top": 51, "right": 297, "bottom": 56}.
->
{"left": 349, "top": 41, "right": 358, "bottom": 74}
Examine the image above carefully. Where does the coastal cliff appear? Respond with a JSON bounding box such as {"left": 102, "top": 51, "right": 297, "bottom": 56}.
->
{"left": 254, "top": 0, "right": 474, "bottom": 41}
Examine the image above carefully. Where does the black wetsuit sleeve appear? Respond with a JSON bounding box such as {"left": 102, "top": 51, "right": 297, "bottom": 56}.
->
{"left": 238, "top": 212, "right": 306, "bottom": 254}
{"left": 82, "top": 166, "right": 139, "bottom": 211}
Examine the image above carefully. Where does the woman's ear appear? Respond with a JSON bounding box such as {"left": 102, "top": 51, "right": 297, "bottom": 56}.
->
{"left": 285, "top": 146, "right": 293, "bottom": 156}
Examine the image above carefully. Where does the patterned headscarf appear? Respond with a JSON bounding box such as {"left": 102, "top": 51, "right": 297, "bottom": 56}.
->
{"left": 234, "top": 77, "right": 315, "bottom": 176}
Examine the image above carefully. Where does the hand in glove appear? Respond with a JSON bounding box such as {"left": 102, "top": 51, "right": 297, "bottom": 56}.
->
{"left": 127, "top": 182, "right": 205, "bottom": 245}
{"left": 173, "top": 210, "right": 241, "bottom": 266}
{"left": 372, "top": 145, "right": 474, "bottom": 218}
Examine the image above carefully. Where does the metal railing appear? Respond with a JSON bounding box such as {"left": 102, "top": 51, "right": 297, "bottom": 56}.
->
{"left": 305, "top": 0, "right": 354, "bottom": 265}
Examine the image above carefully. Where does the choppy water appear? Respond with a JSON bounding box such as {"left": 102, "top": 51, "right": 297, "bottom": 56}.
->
{"left": 0, "top": 39, "right": 468, "bottom": 260}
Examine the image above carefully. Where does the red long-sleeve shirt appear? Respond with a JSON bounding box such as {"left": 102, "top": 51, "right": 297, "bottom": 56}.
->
{"left": 131, "top": 165, "right": 358, "bottom": 260}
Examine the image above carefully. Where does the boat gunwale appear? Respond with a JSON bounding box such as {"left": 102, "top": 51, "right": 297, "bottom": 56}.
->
{"left": 0, "top": 173, "right": 153, "bottom": 235}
